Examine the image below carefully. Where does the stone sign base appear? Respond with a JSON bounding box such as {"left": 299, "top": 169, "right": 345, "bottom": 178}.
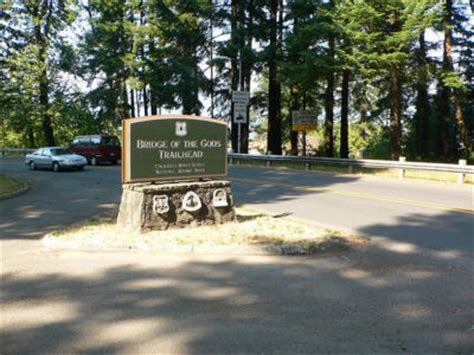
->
{"left": 117, "top": 180, "right": 236, "bottom": 232}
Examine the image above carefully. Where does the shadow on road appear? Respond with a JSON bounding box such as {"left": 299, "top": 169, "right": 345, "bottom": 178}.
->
{"left": 1, "top": 251, "right": 472, "bottom": 354}
{"left": 0, "top": 159, "right": 122, "bottom": 240}
{"left": 230, "top": 166, "right": 361, "bottom": 205}
{"left": 1, "top": 159, "right": 473, "bottom": 353}
{"left": 360, "top": 211, "right": 473, "bottom": 258}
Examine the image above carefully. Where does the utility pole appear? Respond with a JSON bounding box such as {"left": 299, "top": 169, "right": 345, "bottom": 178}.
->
{"left": 237, "top": 50, "right": 242, "bottom": 153}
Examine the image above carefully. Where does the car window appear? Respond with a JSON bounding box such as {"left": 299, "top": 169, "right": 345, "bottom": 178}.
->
{"left": 33, "top": 149, "right": 42, "bottom": 155}
{"left": 51, "top": 148, "right": 73, "bottom": 156}
{"left": 102, "top": 137, "right": 120, "bottom": 146}
{"left": 41, "top": 149, "right": 50, "bottom": 156}
{"left": 91, "top": 137, "right": 101, "bottom": 146}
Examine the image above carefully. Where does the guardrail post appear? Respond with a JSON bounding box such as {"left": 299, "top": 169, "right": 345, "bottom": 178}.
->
{"left": 266, "top": 160, "right": 272, "bottom": 167}
{"left": 305, "top": 162, "right": 310, "bottom": 171}
{"left": 348, "top": 154, "right": 355, "bottom": 173}
{"left": 398, "top": 157, "right": 406, "bottom": 179}
{"left": 457, "top": 159, "right": 466, "bottom": 184}
{"left": 229, "top": 157, "right": 233, "bottom": 166}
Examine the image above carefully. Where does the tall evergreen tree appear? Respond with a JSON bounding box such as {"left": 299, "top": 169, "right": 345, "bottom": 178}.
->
{"left": 265, "top": 0, "right": 282, "bottom": 154}
{"left": 81, "top": 0, "right": 131, "bottom": 128}
{"left": 324, "top": 0, "right": 335, "bottom": 157}
{"left": 1, "top": 0, "right": 77, "bottom": 146}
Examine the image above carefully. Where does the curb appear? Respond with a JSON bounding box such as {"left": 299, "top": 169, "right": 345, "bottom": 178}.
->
{"left": 41, "top": 234, "right": 356, "bottom": 256}
{"left": 0, "top": 182, "right": 29, "bottom": 202}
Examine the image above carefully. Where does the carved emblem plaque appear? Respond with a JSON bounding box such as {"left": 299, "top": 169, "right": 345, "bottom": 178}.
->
{"left": 212, "top": 188, "right": 228, "bottom": 207}
{"left": 182, "top": 191, "right": 202, "bottom": 212}
{"left": 152, "top": 195, "right": 170, "bottom": 214}
{"left": 175, "top": 121, "right": 187, "bottom": 137}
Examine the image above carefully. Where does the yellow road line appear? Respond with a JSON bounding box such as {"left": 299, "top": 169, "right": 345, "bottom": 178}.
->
{"left": 233, "top": 177, "right": 474, "bottom": 215}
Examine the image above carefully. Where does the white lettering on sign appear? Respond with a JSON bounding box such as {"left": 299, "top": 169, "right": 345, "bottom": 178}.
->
{"left": 137, "top": 139, "right": 168, "bottom": 149}
{"left": 200, "top": 139, "right": 222, "bottom": 148}
{"left": 184, "top": 140, "right": 198, "bottom": 148}
{"left": 159, "top": 150, "right": 204, "bottom": 159}
{"left": 137, "top": 139, "right": 223, "bottom": 150}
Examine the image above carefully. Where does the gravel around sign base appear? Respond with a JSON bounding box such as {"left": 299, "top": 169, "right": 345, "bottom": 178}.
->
{"left": 43, "top": 207, "right": 368, "bottom": 255}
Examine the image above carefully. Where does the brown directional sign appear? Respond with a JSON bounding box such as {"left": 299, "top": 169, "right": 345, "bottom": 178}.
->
{"left": 122, "top": 115, "right": 228, "bottom": 183}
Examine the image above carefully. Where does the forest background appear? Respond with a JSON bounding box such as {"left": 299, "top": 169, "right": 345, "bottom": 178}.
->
{"left": 1, "top": 0, "right": 472, "bottom": 162}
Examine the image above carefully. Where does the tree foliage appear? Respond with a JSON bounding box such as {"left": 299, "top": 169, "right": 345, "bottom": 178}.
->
{"left": 1, "top": 0, "right": 472, "bottom": 162}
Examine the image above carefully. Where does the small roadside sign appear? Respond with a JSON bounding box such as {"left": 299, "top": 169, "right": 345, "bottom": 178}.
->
{"left": 233, "top": 103, "right": 247, "bottom": 123}
{"left": 292, "top": 110, "right": 318, "bottom": 131}
{"left": 232, "top": 91, "right": 250, "bottom": 103}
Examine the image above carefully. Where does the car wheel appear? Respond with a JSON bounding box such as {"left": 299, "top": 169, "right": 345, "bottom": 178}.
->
{"left": 53, "top": 162, "right": 60, "bottom": 172}
{"left": 91, "top": 156, "right": 98, "bottom": 166}
{"left": 29, "top": 161, "right": 36, "bottom": 170}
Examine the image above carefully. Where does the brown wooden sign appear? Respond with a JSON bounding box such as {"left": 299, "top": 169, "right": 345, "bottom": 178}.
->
{"left": 122, "top": 115, "right": 228, "bottom": 183}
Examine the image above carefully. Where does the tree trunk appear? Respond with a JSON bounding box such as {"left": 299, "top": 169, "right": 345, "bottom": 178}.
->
{"left": 414, "top": 31, "right": 430, "bottom": 159}
{"left": 27, "top": 126, "right": 36, "bottom": 148}
{"left": 239, "top": 0, "right": 248, "bottom": 153}
{"left": 289, "top": 87, "right": 299, "bottom": 156}
{"left": 230, "top": 0, "right": 238, "bottom": 152}
{"left": 340, "top": 69, "right": 350, "bottom": 158}
{"left": 35, "top": 0, "right": 55, "bottom": 146}
{"left": 444, "top": 0, "right": 469, "bottom": 158}
{"left": 140, "top": 7, "right": 148, "bottom": 116}
{"left": 39, "top": 69, "right": 55, "bottom": 146}
{"left": 130, "top": 89, "right": 136, "bottom": 117}
{"left": 143, "top": 87, "right": 148, "bottom": 116}
{"left": 324, "top": 0, "right": 335, "bottom": 157}
{"left": 267, "top": 0, "right": 282, "bottom": 155}
{"left": 119, "top": 80, "right": 129, "bottom": 122}
{"left": 389, "top": 68, "right": 402, "bottom": 160}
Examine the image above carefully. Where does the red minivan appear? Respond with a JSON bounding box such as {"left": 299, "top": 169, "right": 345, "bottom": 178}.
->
{"left": 69, "top": 135, "right": 121, "bottom": 165}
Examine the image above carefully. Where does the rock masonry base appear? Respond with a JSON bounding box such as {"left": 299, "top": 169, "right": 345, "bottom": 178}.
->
{"left": 117, "top": 180, "right": 236, "bottom": 232}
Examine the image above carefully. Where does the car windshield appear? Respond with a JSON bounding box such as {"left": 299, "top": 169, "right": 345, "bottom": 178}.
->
{"left": 51, "top": 148, "right": 73, "bottom": 156}
{"left": 103, "top": 137, "right": 120, "bottom": 146}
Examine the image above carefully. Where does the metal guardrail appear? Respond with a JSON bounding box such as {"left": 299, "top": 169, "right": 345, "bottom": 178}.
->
{"left": 0, "top": 148, "right": 35, "bottom": 154}
{"left": 228, "top": 153, "right": 473, "bottom": 184}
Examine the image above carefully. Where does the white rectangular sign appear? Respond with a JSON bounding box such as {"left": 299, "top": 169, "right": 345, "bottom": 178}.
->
{"left": 233, "top": 102, "right": 248, "bottom": 111}
{"left": 232, "top": 91, "right": 250, "bottom": 103}
{"left": 233, "top": 104, "right": 247, "bottom": 123}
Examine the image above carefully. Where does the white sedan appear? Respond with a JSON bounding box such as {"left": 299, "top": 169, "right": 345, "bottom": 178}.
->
{"left": 25, "top": 147, "right": 87, "bottom": 172}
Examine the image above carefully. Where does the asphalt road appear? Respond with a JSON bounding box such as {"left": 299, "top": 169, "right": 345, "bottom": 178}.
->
{"left": 1, "top": 157, "right": 473, "bottom": 354}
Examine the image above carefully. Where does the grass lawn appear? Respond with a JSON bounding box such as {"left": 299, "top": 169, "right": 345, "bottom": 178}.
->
{"left": 0, "top": 173, "right": 23, "bottom": 197}
{"left": 43, "top": 207, "right": 367, "bottom": 255}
